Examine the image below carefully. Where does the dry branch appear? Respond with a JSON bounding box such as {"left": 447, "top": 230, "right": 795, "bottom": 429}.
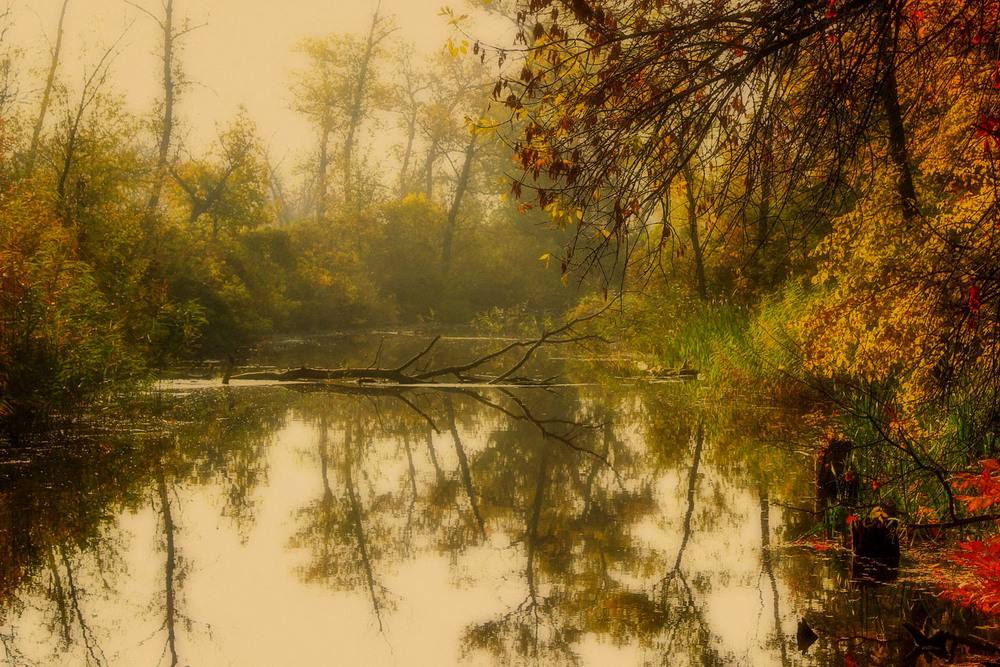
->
{"left": 281, "top": 382, "right": 614, "bottom": 470}
{"left": 229, "top": 310, "right": 607, "bottom": 386}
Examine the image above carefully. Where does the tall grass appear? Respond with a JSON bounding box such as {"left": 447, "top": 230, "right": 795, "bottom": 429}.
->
{"left": 595, "top": 279, "right": 825, "bottom": 396}
{"left": 719, "top": 280, "right": 827, "bottom": 388}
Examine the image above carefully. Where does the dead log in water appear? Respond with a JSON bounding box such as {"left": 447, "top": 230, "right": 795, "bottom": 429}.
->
{"left": 228, "top": 311, "right": 607, "bottom": 386}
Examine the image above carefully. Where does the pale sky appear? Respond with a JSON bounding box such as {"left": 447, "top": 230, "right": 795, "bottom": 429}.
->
{"left": 8, "top": 0, "right": 508, "bottom": 167}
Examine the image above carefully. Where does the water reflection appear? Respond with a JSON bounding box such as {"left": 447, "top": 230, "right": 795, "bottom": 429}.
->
{"left": 0, "top": 361, "right": 993, "bottom": 665}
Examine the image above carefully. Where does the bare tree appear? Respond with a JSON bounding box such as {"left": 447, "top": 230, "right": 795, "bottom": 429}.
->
{"left": 53, "top": 36, "right": 125, "bottom": 221}
{"left": 26, "top": 0, "right": 70, "bottom": 177}
{"left": 130, "top": 0, "right": 199, "bottom": 233}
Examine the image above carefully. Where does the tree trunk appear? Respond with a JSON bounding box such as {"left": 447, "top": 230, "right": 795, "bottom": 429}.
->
{"left": 343, "top": 424, "right": 384, "bottom": 630}
{"left": 47, "top": 548, "right": 71, "bottom": 643}
{"left": 524, "top": 442, "right": 549, "bottom": 603}
{"left": 442, "top": 134, "right": 476, "bottom": 275}
{"left": 682, "top": 165, "right": 708, "bottom": 301}
{"left": 399, "top": 112, "right": 417, "bottom": 195}
{"left": 156, "top": 467, "right": 179, "bottom": 667}
{"left": 758, "top": 150, "right": 772, "bottom": 251}
{"left": 673, "top": 420, "right": 703, "bottom": 571}
{"left": 879, "top": 20, "right": 918, "bottom": 221}
{"left": 55, "top": 114, "right": 81, "bottom": 212}
{"left": 145, "top": 0, "right": 175, "bottom": 234}
{"left": 26, "top": 0, "right": 70, "bottom": 177}
{"left": 759, "top": 488, "right": 789, "bottom": 664}
{"left": 343, "top": 10, "right": 380, "bottom": 206}
{"left": 317, "top": 122, "right": 330, "bottom": 222}
{"left": 756, "top": 69, "right": 776, "bottom": 255}
{"left": 445, "top": 396, "right": 485, "bottom": 538}
{"left": 423, "top": 139, "right": 438, "bottom": 201}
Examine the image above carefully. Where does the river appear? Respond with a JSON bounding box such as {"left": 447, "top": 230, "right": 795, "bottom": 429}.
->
{"left": 0, "top": 334, "right": 988, "bottom": 665}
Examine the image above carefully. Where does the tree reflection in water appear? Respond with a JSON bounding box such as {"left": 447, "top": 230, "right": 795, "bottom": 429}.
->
{"left": 290, "top": 413, "right": 395, "bottom": 632}
{"left": 648, "top": 420, "right": 727, "bottom": 666}
{"left": 155, "top": 464, "right": 180, "bottom": 667}
{"left": 759, "top": 486, "right": 789, "bottom": 666}
{"left": 444, "top": 396, "right": 486, "bottom": 541}
{"left": 0, "top": 388, "right": 285, "bottom": 664}
{"left": 0, "top": 362, "right": 995, "bottom": 665}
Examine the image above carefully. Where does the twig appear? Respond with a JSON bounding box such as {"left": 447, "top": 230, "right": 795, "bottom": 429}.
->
{"left": 908, "top": 514, "right": 1000, "bottom": 530}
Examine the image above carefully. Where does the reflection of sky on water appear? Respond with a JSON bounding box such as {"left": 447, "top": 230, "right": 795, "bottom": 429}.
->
{"left": 0, "top": 350, "right": 981, "bottom": 665}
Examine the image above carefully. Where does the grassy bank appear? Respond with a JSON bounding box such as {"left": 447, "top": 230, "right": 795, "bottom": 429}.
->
{"left": 595, "top": 280, "right": 1000, "bottom": 619}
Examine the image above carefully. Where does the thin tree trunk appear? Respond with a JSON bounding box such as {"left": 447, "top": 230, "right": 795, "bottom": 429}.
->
{"left": 582, "top": 415, "right": 613, "bottom": 518}
{"left": 55, "top": 116, "right": 80, "bottom": 211}
{"left": 403, "top": 436, "right": 418, "bottom": 500}
{"left": 343, "top": 10, "right": 380, "bottom": 206}
{"left": 269, "top": 166, "right": 291, "bottom": 226}
{"left": 399, "top": 112, "right": 417, "bottom": 195}
{"left": 47, "top": 547, "right": 71, "bottom": 644}
{"left": 758, "top": 152, "right": 772, "bottom": 251}
{"left": 26, "top": 0, "right": 70, "bottom": 177}
{"left": 525, "top": 443, "right": 550, "bottom": 603}
{"left": 442, "top": 134, "right": 476, "bottom": 274}
{"left": 145, "top": 0, "right": 175, "bottom": 232}
{"left": 317, "top": 123, "right": 330, "bottom": 222}
{"left": 318, "top": 419, "right": 335, "bottom": 566}
{"left": 343, "top": 424, "right": 384, "bottom": 631}
{"left": 59, "top": 546, "right": 104, "bottom": 665}
{"left": 682, "top": 165, "right": 708, "bottom": 301}
{"left": 423, "top": 140, "right": 438, "bottom": 201}
{"left": 673, "top": 420, "right": 703, "bottom": 572}
{"left": 426, "top": 426, "right": 445, "bottom": 484}
{"left": 756, "top": 70, "right": 775, "bottom": 254}
{"left": 156, "top": 467, "right": 179, "bottom": 667}
{"left": 660, "top": 190, "right": 677, "bottom": 280}
{"left": 445, "top": 397, "right": 485, "bottom": 538}
{"left": 879, "top": 22, "right": 918, "bottom": 221}
{"left": 760, "top": 488, "right": 789, "bottom": 666}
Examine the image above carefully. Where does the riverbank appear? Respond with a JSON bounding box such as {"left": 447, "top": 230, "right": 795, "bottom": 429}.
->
{"left": 592, "top": 285, "right": 1000, "bottom": 646}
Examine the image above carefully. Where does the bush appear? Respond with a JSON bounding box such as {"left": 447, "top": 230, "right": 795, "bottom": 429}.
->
{"left": 0, "top": 187, "right": 144, "bottom": 426}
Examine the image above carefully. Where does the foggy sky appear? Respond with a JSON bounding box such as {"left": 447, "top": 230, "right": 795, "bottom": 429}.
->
{"left": 8, "top": 0, "right": 505, "bottom": 166}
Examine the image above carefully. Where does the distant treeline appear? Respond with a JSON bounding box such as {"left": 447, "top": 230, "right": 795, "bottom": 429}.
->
{"left": 0, "top": 2, "right": 571, "bottom": 426}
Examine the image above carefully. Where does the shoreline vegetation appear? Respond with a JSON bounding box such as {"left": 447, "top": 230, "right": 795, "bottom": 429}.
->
{"left": 592, "top": 289, "right": 1000, "bottom": 633}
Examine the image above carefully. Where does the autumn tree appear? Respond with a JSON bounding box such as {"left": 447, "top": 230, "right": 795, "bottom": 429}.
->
{"left": 482, "top": 0, "right": 1000, "bottom": 524}
{"left": 168, "top": 111, "right": 271, "bottom": 237}
{"left": 494, "top": 0, "right": 961, "bottom": 286}
{"left": 292, "top": 11, "right": 394, "bottom": 217}
{"left": 791, "top": 39, "right": 1000, "bottom": 517}
{"left": 389, "top": 44, "right": 430, "bottom": 196}
{"left": 415, "top": 52, "right": 491, "bottom": 205}
{"left": 400, "top": 52, "right": 496, "bottom": 279}
{"left": 50, "top": 38, "right": 123, "bottom": 222}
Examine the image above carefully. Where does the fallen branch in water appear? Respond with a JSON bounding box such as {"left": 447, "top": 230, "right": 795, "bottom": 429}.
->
{"left": 902, "top": 620, "right": 1000, "bottom": 661}
{"left": 226, "top": 309, "right": 608, "bottom": 386}
{"left": 907, "top": 514, "right": 1000, "bottom": 530}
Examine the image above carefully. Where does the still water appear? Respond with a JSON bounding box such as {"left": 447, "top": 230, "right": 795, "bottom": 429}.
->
{"left": 0, "top": 336, "right": 983, "bottom": 665}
